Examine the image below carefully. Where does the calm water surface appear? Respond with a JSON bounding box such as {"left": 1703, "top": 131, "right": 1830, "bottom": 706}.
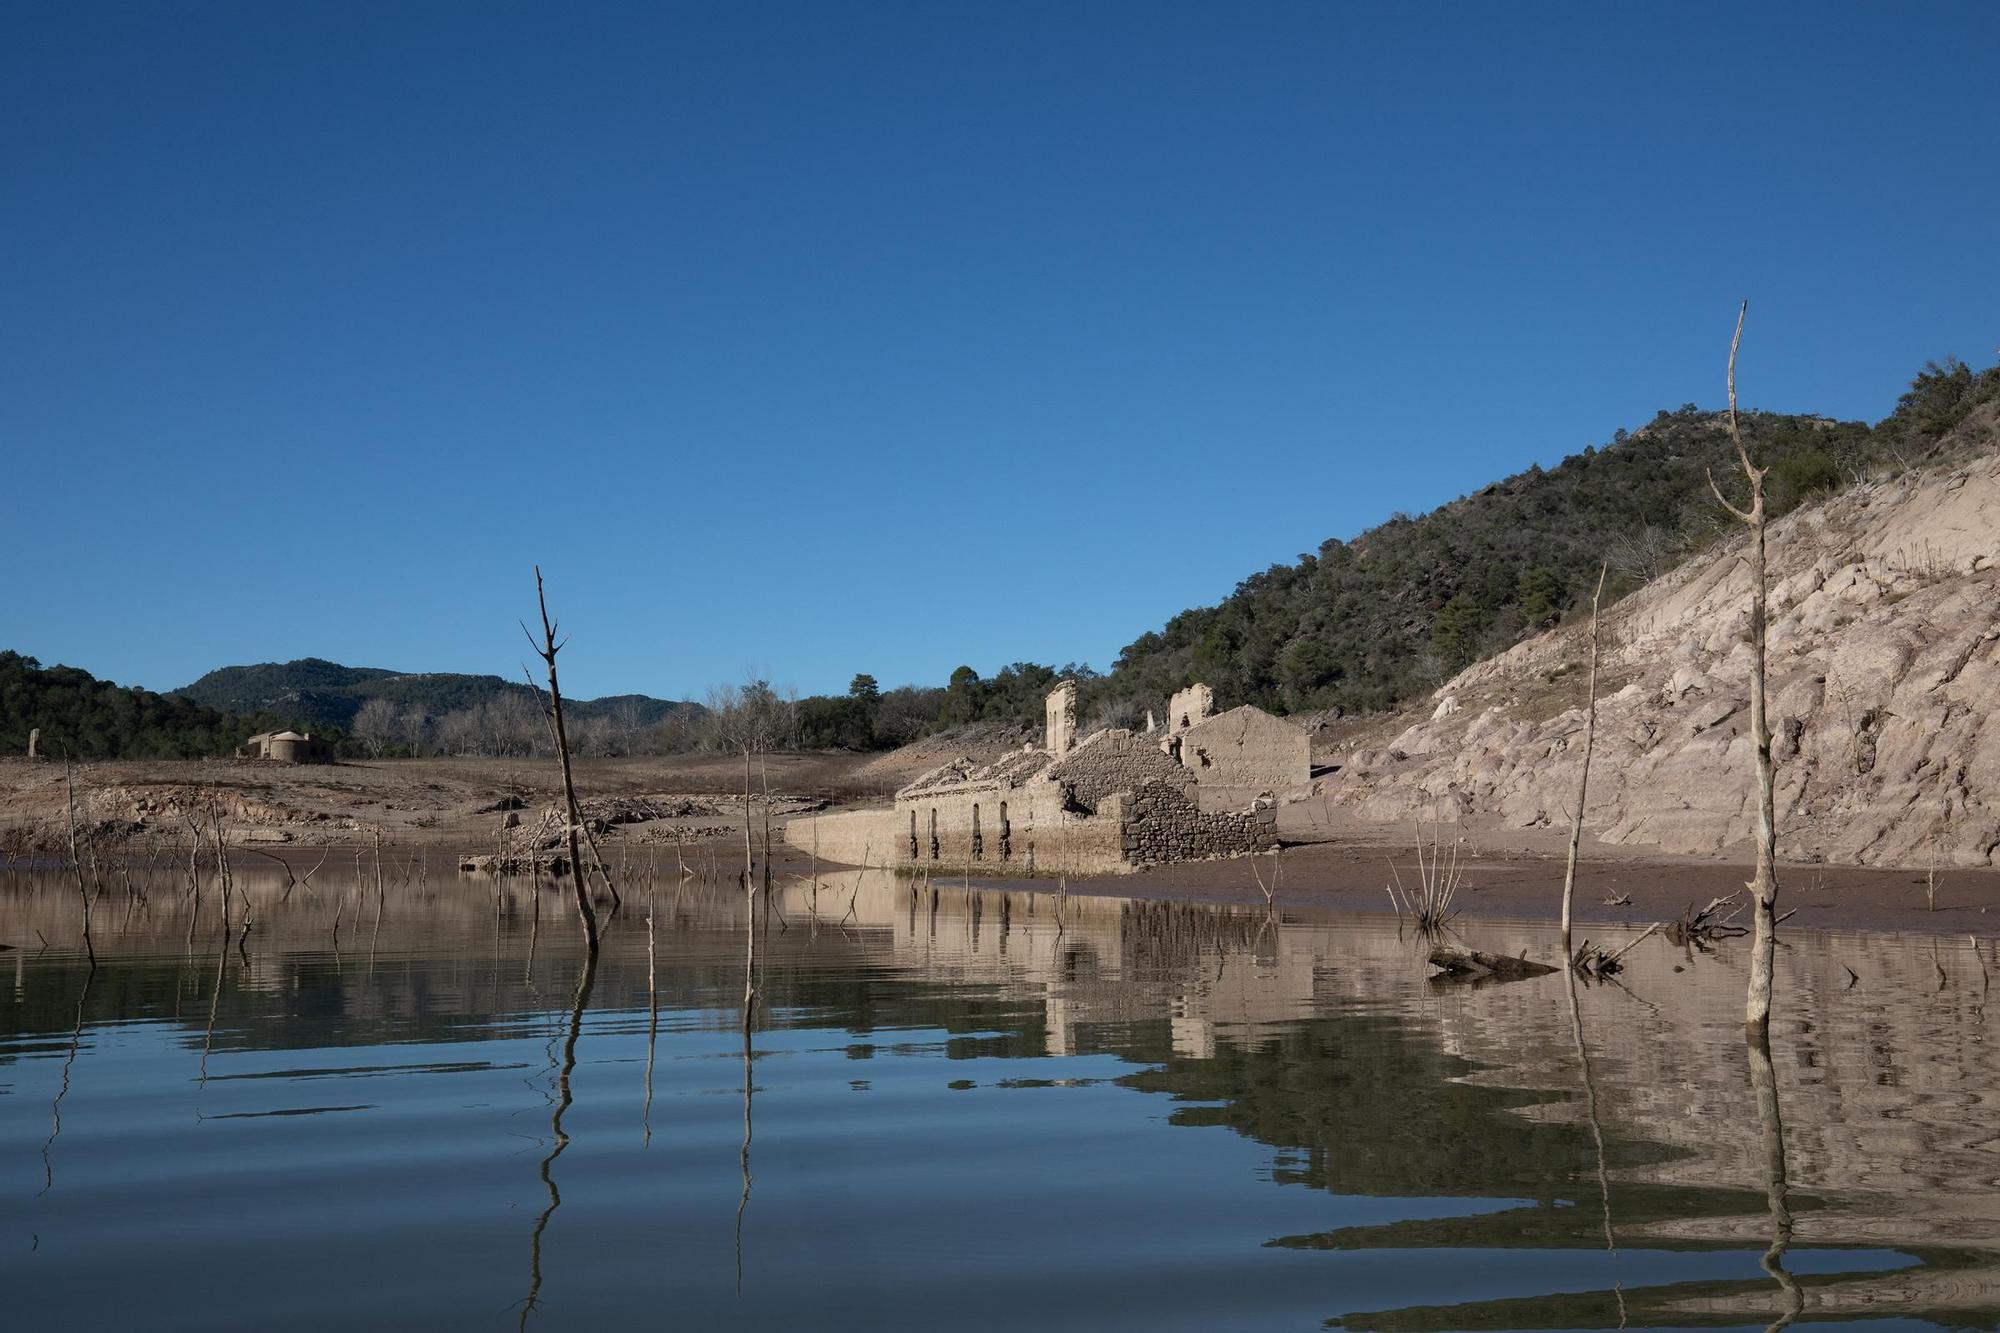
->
{"left": 4, "top": 864, "right": 1997, "bottom": 1330}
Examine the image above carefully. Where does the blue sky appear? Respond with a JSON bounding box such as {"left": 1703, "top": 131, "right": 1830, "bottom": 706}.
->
{"left": 6, "top": 2, "right": 1997, "bottom": 702}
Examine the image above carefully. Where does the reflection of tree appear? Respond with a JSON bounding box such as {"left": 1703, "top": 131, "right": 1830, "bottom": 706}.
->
{"left": 1565, "top": 967, "right": 1625, "bottom": 1328}
{"left": 519, "top": 953, "right": 597, "bottom": 1330}
{"left": 39, "top": 962, "right": 94, "bottom": 1196}
{"left": 735, "top": 891, "right": 756, "bottom": 1293}
{"left": 1747, "top": 1028, "right": 1803, "bottom": 1331}
{"left": 642, "top": 908, "right": 657, "bottom": 1146}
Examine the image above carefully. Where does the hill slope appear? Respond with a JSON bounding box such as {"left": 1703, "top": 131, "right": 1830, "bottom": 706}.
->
{"left": 176, "top": 658, "right": 692, "bottom": 731}
{"left": 1103, "top": 357, "right": 2000, "bottom": 721}
{"left": 1315, "top": 401, "right": 2000, "bottom": 868}
{"left": 0, "top": 651, "right": 305, "bottom": 759}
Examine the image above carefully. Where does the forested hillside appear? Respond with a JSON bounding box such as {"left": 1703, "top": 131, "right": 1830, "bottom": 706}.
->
{"left": 175, "top": 658, "right": 697, "bottom": 758}
{"left": 0, "top": 651, "right": 314, "bottom": 759}
{"left": 18, "top": 356, "right": 1994, "bottom": 763}
{"left": 1101, "top": 356, "right": 2000, "bottom": 717}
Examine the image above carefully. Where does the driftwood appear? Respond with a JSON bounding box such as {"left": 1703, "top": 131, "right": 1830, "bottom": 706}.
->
{"left": 1666, "top": 894, "right": 1747, "bottom": 947}
{"left": 1428, "top": 945, "right": 1557, "bottom": 981}
{"left": 1571, "top": 921, "right": 1664, "bottom": 978}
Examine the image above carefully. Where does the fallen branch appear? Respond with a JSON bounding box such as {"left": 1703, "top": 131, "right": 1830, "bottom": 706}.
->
{"left": 1428, "top": 945, "right": 1557, "bottom": 981}
{"left": 1572, "top": 921, "right": 1663, "bottom": 978}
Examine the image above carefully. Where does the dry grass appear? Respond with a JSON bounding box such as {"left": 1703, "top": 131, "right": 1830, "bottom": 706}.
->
{"left": 1385, "top": 819, "right": 1467, "bottom": 932}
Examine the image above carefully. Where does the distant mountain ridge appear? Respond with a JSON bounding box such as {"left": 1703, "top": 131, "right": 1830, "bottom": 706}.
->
{"left": 174, "top": 657, "right": 694, "bottom": 731}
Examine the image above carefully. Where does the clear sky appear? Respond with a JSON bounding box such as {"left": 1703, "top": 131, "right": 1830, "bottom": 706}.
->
{"left": 6, "top": 3, "right": 1997, "bottom": 702}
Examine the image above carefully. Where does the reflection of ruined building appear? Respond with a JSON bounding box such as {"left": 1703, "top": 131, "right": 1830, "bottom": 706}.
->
{"left": 790, "top": 682, "right": 1307, "bottom": 873}
{"left": 238, "top": 730, "right": 332, "bottom": 764}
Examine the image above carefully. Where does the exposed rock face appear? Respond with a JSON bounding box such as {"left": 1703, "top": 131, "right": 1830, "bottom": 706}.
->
{"left": 1323, "top": 438, "right": 2000, "bottom": 868}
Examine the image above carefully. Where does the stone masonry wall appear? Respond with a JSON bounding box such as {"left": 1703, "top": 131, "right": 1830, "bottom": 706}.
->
{"left": 1048, "top": 729, "right": 1193, "bottom": 813}
{"left": 1119, "top": 779, "right": 1278, "bottom": 866}
{"left": 1178, "top": 705, "right": 1310, "bottom": 805}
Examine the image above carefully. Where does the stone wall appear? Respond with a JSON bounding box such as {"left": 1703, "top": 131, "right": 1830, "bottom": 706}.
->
{"left": 807, "top": 776, "right": 1130, "bottom": 876}
{"left": 1167, "top": 683, "right": 1214, "bottom": 734}
{"left": 1178, "top": 705, "right": 1310, "bottom": 806}
{"left": 1119, "top": 779, "right": 1277, "bottom": 865}
{"left": 784, "top": 808, "right": 903, "bottom": 869}
{"left": 1045, "top": 680, "right": 1077, "bottom": 755}
{"left": 1048, "top": 729, "right": 1192, "bottom": 813}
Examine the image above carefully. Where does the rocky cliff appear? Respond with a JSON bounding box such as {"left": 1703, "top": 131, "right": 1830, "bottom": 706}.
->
{"left": 1321, "top": 406, "right": 2000, "bottom": 869}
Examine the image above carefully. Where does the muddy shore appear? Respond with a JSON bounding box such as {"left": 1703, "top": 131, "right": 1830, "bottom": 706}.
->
{"left": 5, "top": 753, "right": 1995, "bottom": 940}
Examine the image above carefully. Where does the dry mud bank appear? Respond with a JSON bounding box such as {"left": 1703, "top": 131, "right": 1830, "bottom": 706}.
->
{"left": 890, "top": 807, "right": 2000, "bottom": 939}
{"left": 1313, "top": 429, "right": 2000, "bottom": 871}
{"left": 0, "top": 752, "right": 900, "bottom": 857}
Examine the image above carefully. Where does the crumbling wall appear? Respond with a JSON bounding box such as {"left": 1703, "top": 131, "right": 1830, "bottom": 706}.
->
{"left": 1120, "top": 779, "right": 1277, "bottom": 865}
{"left": 1045, "top": 680, "right": 1077, "bottom": 756}
{"left": 1049, "top": 729, "right": 1192, "bottom": 813}
{"left": 1178, "top": 705, "right": 1310, "bottom": 806}
{"left": 1167, "top": 683, "right": 1214, "bottom": 735}
{"left": 782, "top": 809, "right": 903, "bottom": 869}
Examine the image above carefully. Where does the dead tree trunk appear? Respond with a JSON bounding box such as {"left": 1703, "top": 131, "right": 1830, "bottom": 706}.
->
{"left": 1706, "top": 301, "right": 1780, "bottom": 1035}
{"left": 1560, "top": 562, "right": 1608, "bottom": 954}
{"left": 524, "top": 566, "right": 599, "bottom": 956}
{"left": 63, "top": 759, "right": 95, "bottom": 968}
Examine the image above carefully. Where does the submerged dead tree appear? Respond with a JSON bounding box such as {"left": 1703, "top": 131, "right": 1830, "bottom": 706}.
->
{"left": 62, "top": 759, "right": 95, "bottom": 968}
{"left": 1705, "top": 302, "right": 1781, "bottom": 1034}
{"left": 1560, "top": 563, "right": 1608, "bottom": 955}
{"left": 524, "top": 566, "right": 600, "bottom": 956}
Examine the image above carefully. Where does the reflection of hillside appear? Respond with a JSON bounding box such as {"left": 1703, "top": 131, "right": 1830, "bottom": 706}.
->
{"left": 783, "top": 872, "right": 2000, "bottom": 1324}
{"left": 9, "top": 867, "right": 2000, "bottom": 1325}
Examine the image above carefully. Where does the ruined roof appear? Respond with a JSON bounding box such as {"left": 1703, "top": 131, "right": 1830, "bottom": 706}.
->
{"left": 896, "top": 747, "right": 1056, "bottom": 800}
{"left": 1182, "top": 703, "right": 1306, "bottom": 737}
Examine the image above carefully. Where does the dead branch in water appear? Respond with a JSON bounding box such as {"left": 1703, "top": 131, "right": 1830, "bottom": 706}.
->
{"left": 1571, "top": 921, "right": 1664, "bottom": 979}
{"left": 1666, "top": 894, "right": 1747, "bottom": 948}
{"left": 1560, "top": 562, "right": 1609, "bottom": 953}
{"left": 1248, "top": 846, "right": 1282, "bottom": 909}
{"left": 1706, "top": 301, "right": 1782, "bottom": 1034}
{"left": 1428, "top": 945, "right": 1557, "bottom": 982}
{"left": 522, "top": 566, "right": 599, "bottom": 956}
{"left": 63, "top": 758, "right": 96, "bottom": 967}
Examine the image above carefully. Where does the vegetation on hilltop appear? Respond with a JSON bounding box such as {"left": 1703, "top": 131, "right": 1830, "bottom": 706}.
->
{"left": 0, "top": 651, "right": 325, "bottom": 760}
{"left": 1101, "top": 355, "right": 2000, "bottom": 718}
{"left": 773, "top": 353, "right": 2000, "bottom": 747}
{"left": 175, "top": 658, "right": 698, "bottom": 758}
{"left": 19, "top": 357, "right": 1992, "bottom": 762}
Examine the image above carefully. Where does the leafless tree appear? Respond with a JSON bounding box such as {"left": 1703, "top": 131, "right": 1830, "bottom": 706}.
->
{"left": 1705, "top": 301, "right": 1781, "bottom": 1035}
{"left": 523, "top": 566, "right": 599, "bottom": 955}
{"left": 396, "top": 704, "right": 431, "bottom": 755}
{"left": 351, "top": 699, "right": 399, "bottom": 758}
{"left": 63, "top": 758, "right": 95, "bottom": 967}
{"left": 1560, "top": 563, "right": 1608, "bottom": 955}
{"left": 435, "top": 708, "right": 481, "bottom": 757}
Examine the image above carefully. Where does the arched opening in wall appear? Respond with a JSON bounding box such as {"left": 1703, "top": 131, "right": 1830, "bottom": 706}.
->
{"left": 929, "top": 808, "right": 939, "bottom": 861}
{"left": 971, "top": 804, "right": 983, "bottom": 860}
{"left": 999, "top": 800, "right": 1011, "bottom": 861}
{"left": 909, "top": 809, "right": 919, "bottom": 861}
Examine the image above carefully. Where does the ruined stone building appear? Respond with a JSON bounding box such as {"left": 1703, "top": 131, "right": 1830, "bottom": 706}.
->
{"left": 787, "top": 681, "right": 1309, "bottom": 874}
{"left": 238, "top": 730, "right": 332, "bottom": 764}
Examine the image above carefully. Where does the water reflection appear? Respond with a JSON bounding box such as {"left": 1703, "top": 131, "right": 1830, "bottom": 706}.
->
{"left": 519, "top": 952, "right": 595, "bottom": 1329}
{"left": 0, "top": 861, "right": 1996, "bottom": 1329}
